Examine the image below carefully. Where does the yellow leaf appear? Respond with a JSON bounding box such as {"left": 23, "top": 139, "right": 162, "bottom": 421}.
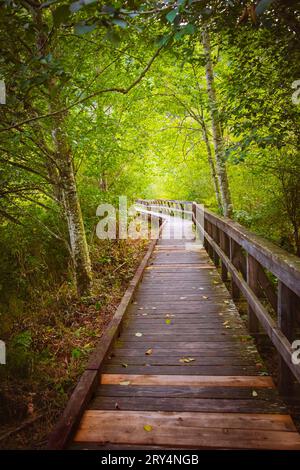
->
{"left": 122, "top": 363, "right": 128, "bottom": 368}
{"left": 252, "top": 390, "right": 258, "bottom": 397}
{"left": 144, "top": 424, "right": 152, "bottom": 432}
{"left": 165, "top": 319, "right": 171, "bottom": 325}
{"left": 119, "top": 381, "right": 131, "bottom": 386}
{"left": 145, "top": 348, "right": 153, "bottom": 355}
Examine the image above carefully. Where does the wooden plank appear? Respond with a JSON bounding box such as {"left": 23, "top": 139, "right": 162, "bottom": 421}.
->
{"left": 74, "top": 410, "right": 300, "bottom": 449}
{"left": 110, "top": 348, "right": 258, "bottom": 358}
{"left": 95, "top": 385, "right": 280, "bottom": 400}
{"left": 100, "top": 374, "right": 275, "bottom": 387}
{"left": 105, "top": 356, "right": 254, "bottom": 366}
{"left": 100, "top": 365, "right": 260, "bottom": 376}
{"left": 113, "top": 340, "right": 246, "bottom": 348}
{"left": 119, "top": 334, "right": 240, "bottom": 342}
{"left": 89, "top": 396, "right": 286, "bottom": 413}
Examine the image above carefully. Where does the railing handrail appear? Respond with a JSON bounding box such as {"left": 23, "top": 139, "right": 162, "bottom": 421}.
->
{"left": 137, "top": 198, "right": 300, "bottom": 298}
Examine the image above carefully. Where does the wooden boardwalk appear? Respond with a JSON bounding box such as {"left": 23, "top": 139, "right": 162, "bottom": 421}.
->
{"left": 67, "top": 217, "right": 300, "bottom": 450}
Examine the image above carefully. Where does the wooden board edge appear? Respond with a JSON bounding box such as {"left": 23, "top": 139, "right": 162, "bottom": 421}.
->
{"left": 47, "top": 370, "right": 98, "bottom": 450}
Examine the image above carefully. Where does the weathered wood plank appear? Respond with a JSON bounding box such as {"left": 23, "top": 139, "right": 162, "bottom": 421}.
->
{"left": 74, "top": 410, "right": 300, "bottom": 449}
{"left": 89, "top": 396, "right": 286, "bottom": 413}
{"left": 95, "top": 385, "right": 280, "bottom": 400}
{"left": 100, "top": 374, "right": 275, "bottom": 387}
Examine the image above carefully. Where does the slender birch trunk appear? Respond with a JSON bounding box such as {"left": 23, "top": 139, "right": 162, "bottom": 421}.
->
{"left": 200, "top": 117, "right": 223, "bottom": 211}
{"left": 52, "top": 112, "right": 93, "bottom": 296}
{"left": 202, "top": 29, "right": 233, "bottom": 217}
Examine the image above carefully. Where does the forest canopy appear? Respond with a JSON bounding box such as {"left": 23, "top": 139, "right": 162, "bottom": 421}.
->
{"left": 0, "top": 0, "right": 300, "bottom": 298}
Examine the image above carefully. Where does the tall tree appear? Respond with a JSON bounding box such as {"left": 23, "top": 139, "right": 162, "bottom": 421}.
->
{"left": 202, "top": 29, "right": 233, "bottom": 217}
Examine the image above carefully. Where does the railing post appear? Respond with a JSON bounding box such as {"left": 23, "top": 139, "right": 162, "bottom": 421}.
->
{"left": 247, "top": 255, "right": 260, "bottom": 336}
{"left": 206, "top": 221, "right": 213, "bottom": 259}
{"left": 211, "top": 224, "right": 220, "bottom": 266}
{"left": 219, "top": 230, "right": 229, "bottom": 282}
{"left": 277, "top": 281, "right": 295, "bottom": 397}
{"left": 230, "top": 238, "right": 240, "bottom": 300}
{"left": 204, "top": 217, "right": 209, "bottom": 253}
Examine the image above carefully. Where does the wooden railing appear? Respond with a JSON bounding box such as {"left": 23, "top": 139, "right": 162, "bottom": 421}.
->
{"left": 137, "top": 199, "right": 300, "bottom": 397}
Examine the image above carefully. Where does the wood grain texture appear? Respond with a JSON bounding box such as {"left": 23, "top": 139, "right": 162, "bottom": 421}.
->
{"left": 100, "top": 374, "right": 275, "bottom": 387}
{"left": 74, "top": 410, "right": 300, "bottom": 449}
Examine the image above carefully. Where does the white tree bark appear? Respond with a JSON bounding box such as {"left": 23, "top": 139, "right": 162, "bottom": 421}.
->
{"left": 202, "top": 29, "right": 233, "bottom": 217}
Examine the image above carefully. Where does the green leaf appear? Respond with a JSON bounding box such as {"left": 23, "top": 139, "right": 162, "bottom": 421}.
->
{"left": 70, "top": 1, "right": 83, "bottom": 13}
{"left": 70, "top": 0, "right": 97, "bottom": 12}
{"left": 112, "top": 19, "right": 128, "bottom": 29}
{"left": 71, "top": 348, "right": 82, "bottom": 359}
{"left": 74, "top": 23, "right": 96, "bottom": 35}
{"left": 166, "top": 9, "right": 178, "bottom": 23}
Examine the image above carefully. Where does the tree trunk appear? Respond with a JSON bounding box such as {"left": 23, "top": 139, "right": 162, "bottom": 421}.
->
{"left": 200, "top": 118, "right": 223, "bottom": 211}
{"left": 52, "top": 114, "right": 93, "bottom": 296}
{"left": 202, "top": 29, "right": 233, "bottom": 218}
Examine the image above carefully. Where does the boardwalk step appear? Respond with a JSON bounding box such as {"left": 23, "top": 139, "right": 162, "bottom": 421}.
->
{"left": 73, "top": 410, "right": 300, "bottom": 450}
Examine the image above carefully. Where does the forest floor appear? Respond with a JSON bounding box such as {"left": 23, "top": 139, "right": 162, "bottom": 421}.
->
{"left": 0, "top": 238, "right": 149, "bottom": 449}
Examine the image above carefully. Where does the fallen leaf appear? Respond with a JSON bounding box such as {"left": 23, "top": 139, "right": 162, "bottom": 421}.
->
{"left": 145, "top": 348, "right": 153, "bottom": 355}
{"left": 180, "top": 296, "right": 186, "bottom": 300}
{"left": 202, "top": 295, "right": 208, "bottom": 299}
{"left": 115, "top": 402, "right": 120, "bottom": 409}
{"left": 122, "top": 363, "right": 128, "bottom": 368}
{"left": 144, "top": 424, "right": 153, "bottom": 432}
{"left": 223, "top": 321, "right": 229, "bottom": 325}
{"left": 135, "top": 332, "right": 143, "bottom": 337}
{"left": 152, "top": 307, "right": 157, "bottom": 310}
{"left": 142, "top": 313, "right": 148, "bottom": 316}
{"left": 119, "top": 381, "right": 131, "bottom": 385}
{"left": 179, "top": 357, "right": 195, "bottom": 363}
{"left": 138, "top": 307, "right": 144, "bottom": 310}
{"left": 224, "top": 300, "right": 230, "bottom": 304}
{"left": 252, "top": 390, "right": 258, "bottom": 397}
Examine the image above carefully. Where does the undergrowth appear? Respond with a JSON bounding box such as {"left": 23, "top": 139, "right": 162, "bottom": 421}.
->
{"left": 0, "top": 237, "right": 148, "bottom": 449}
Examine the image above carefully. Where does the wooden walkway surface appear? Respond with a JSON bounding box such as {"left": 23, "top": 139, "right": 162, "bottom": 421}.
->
{"left": 69, "top": 218, "right": 300, "bottom": 449}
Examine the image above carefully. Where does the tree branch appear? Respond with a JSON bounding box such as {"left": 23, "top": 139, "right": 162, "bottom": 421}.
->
{"left": 0, "top": 45, "right": 164, "bottom": 133}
